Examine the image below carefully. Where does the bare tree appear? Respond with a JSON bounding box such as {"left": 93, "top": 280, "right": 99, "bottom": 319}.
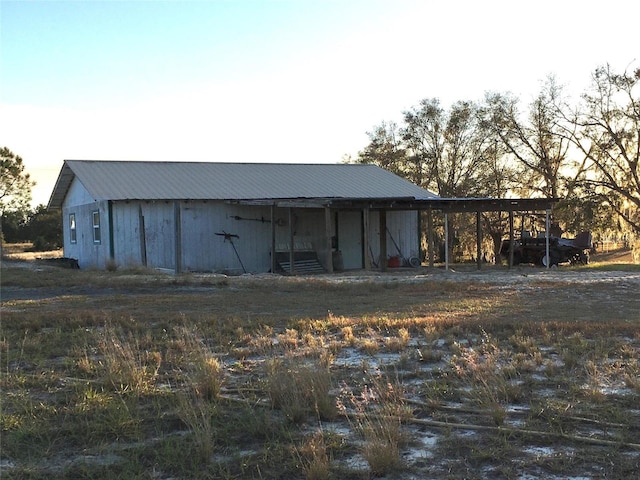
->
{"left": 484, "top": 78, "right": 574, "bottom": 200}
{"left": 563, "top": 64, "right": 640, "bottom": 233}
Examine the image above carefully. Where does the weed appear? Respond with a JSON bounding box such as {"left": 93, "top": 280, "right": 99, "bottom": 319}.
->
{"left": 97, "top": 324, "right": 161, "bottom": 395}
{"left": 298, "top": 430, "right": 331, "bottom": 480}
{"left": 341, "top": 325, "right": 356, "bottom": 346}
{"left": 337, "top": 374, "right": 409, "bottom": 476}
{"left": 175, "top": 389, "right": 218, "bottom": 460}
{"left": 358, "top": 338, "right": 380, "bottom": 355}
{"left": 265, "top": 358, "right": 336, "bottom": 423}
{"left": 171, "top": 325, "right": 224, "bottom": 400}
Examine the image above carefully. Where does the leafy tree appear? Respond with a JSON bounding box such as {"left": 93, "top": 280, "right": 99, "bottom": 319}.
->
{"left": 1, "top": 147, "right": 35, "bottom": 249}
{"left": 401, "top": 98, "right": 491, "bottom": 197}
{"left": 1, "top": 147, "right": 34, "bottom": 213}
{"left": 26, "top": 205, "right": 62, "bottom": 250}
{"left": 0, "top": 209, "right": 29, "bottom": 243}
{"left": 401, "top": 99, "right": 505, "bottom": 261}
{"left": 563, "top": 64, "right": 640, "bottom": 234}
{"left": 355, "top": 121, "right": 408, "bottom": 178}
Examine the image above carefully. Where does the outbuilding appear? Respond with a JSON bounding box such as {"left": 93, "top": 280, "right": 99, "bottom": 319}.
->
{"left": 48, "top": 160, "right": 438, "bottom": 273}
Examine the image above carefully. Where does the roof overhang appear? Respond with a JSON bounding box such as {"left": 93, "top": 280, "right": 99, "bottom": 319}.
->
{"left": 47, "top": 162, "right": 75, "bottom": 210}
{"left": 230, "top": 197, "right": 560, "bottom": 212}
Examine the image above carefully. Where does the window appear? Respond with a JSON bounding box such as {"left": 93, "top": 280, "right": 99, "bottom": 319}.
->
{"left": 69, "top": 213, "right": 77, "bottom": 243}
{"left": 92, "top": 210, "right": 101, "bottom": 244}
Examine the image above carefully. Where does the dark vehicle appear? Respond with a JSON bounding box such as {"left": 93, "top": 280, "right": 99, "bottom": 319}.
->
{"left": 500, "top": 231, "right": 592, "bottom": 267}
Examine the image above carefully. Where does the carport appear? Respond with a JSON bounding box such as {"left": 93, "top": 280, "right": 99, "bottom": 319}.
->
{"left": 247, "top": 197, "right": 560, "bottom": 273}
{"left": 419, "top": 198, "right": 561, "bottom": 270}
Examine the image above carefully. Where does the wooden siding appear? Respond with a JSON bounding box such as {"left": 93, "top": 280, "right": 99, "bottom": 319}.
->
{"left": 62, "top": 179, "right": 110, "bottom": 269}
{"left": 180, "top": 202, "right": 275, "bottom": 273}
{"left": 111, "top": 201, "right": 176, "bottom": 270}
{"left": 367, "top": 210, "right": 420, "bottom": 266}
{"left": 61, "top": 181, "right": 420, "bottom": 272}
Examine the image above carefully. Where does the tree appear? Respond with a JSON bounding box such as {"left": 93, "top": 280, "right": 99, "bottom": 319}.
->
{"left": 564, "top": 64, "right": 640, "bottom": 234}
{"left": 355, "top": 121, "right": 408, "bottom": 178}
{"left": 26, "top": 205, "right": 63, "bottom": 250}
{"left": 0, "top": 209, "right": 29, "bottom": 243}
{"left": 1, "top": 147, "right": 35, "bottom": 249}
{"left": 1, "top": 147, "right": 34, "bottom": 213}
{"left": 483, "top": 78, "right": 574, "bottom": 200}
{"left": 401, "top": 98, "right": 491, "bottom": 197}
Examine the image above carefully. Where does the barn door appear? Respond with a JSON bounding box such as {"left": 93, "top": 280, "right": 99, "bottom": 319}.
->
{"left": 337, "top": 210, "right": 363, "bottom": 270}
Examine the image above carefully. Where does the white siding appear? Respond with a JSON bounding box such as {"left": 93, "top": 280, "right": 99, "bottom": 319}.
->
{"left": 62, "top": 190, "right": 420, "bottom": 272}
{"left": 180, "top": 203, "right": 332, "bottom": 273}
{"left": 337, "top": 210, "right": 363, "bottom": 269}
{"left": 367, "top": 210, "right": 420, "bottom": 266}
{"left": 180, "top": 202, "right": 275, "bottom": 273}
{"left": 111, "top": 201, "right": 176, "bottom": 270}
{"left": 62, "top": 179, "right": 110, "bottom": 269}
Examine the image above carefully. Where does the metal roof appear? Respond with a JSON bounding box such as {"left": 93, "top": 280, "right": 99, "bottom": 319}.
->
{"left": 47, "top": 160, "right": 438, "bottom": 209}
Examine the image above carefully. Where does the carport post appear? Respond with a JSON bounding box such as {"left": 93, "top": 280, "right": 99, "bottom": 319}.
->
{"left": 545, "top": 208, "right": 551, "bottom": 269}
{"left": 270, "top": 205, "right": 276, "bottom": 274}
{"left": 324, "top": 206, "right": 333, "bottom": 273}
{"left": 288, "top": 208, "right": 294, "bottom": 274}
{"left": 427, "top": 207, "right": 434, "bottom": 267}
{"left": 508, "top": 210, "right": 514, "bottom": 269}
{"left": 363, "top": 207, "right": 371, "bottom": 270}
{"left": 379, "top": 210, "right": 387, "bottom": 271}
{"left": 476, "top": 210, "right": 482, "bottom": 270}
{"left": 444, "top": 213, "right": 449, "bottom": 270}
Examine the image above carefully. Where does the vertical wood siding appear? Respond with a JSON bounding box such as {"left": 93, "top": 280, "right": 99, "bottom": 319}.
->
{"left": 62, "top": 178, "right": 110, "bottom": 269}
{"left": 62, "top": 184, "right": 420, "bottom": 272}
{"left": 367, "top": 210, "right": 420, "bottom": 265}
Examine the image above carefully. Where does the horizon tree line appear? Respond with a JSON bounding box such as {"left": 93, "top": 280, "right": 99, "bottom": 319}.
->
{"left": 351, "top": 62, "right": 639, "bottom": 262}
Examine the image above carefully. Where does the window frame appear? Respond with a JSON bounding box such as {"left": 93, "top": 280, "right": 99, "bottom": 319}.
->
{"left": 92, "top": 210, "right": 101, "bottom": 244}
{"left": 69, "top": 213, "right": 77, "bottom": 244}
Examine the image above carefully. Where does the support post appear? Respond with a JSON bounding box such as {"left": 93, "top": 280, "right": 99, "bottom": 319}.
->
{"left": 545, "top": 208, "right": 551, "bottom": 269}
{"left": 444, "top": 213, "right": 449, "bottom": 270}
{"left": 270, "top": 205, "right": 276, "bottom": 274}
{"left": 174, "top": 201, "right": 182, "bottom": 274}
{"left": 476, "top": 210, "right": 482, "bottom": 270}
{"left": 427, "top": 207, "right": 434, "bottom": 267}
{"left": 139, "top": 205, "right": 147, "bottom": 267}
{"left": 324, "top": 206, "right": 333, "bottom": 273}
{"left": 508, "top": 210, "right": 514, "bottom": 269}
{"left": 379, "top": 210, "right": 387, "bottom": 271}
{"left": 363, "top": 207, "right": 371, "bottom": 270}
{"left": 288, "top": 208, "right": 294, "bottom": 274}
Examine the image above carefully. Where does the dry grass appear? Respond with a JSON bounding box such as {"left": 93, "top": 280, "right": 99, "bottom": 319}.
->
{"left": 1, "top": 259, "right": 640, "bottom": 479}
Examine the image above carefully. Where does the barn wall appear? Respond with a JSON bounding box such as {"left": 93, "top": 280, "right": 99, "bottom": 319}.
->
{"left": 111, "top": 201, "right": 176, "bottom": 270}
{"left": 180, "top": 201, "right": 277, "bottom": 273}
{"left": 367, "top": 210, "right": 420, "bottom": 266}
{"left": 336, "top": 210, "right": 363, "bottom": 269}
{"left": 61, "top": 185, "right": 421, "bottom": 272}
{"left": 180, "top": 204, "right": 333, "bottom": 273}
{"left": 109, "top": 201, "right": 333, "bottom": 274}
{"left": 61, "top": 178, "right": 111, "bottom": 269}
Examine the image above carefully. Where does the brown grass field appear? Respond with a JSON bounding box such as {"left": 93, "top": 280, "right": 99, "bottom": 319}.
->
{"left": 1, "top": 248, "right": 639, "bottom": 479}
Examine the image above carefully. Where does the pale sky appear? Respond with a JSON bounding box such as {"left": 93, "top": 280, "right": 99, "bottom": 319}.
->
{"left": 1, "top": 0, "right": 638, "bottom": 207}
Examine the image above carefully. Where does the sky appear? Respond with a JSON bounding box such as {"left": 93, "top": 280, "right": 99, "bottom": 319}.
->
{"left": 1, "top": 0, "right": 638, "bottom": 207}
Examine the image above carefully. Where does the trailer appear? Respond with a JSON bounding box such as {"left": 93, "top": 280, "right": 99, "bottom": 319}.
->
{"left": 500, "top": 231, "right": 592, "bottom": 267}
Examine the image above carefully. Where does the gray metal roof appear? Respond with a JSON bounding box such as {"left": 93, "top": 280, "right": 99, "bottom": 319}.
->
{"left": 48, "top": 160, "right": 438, "bottom": 209}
